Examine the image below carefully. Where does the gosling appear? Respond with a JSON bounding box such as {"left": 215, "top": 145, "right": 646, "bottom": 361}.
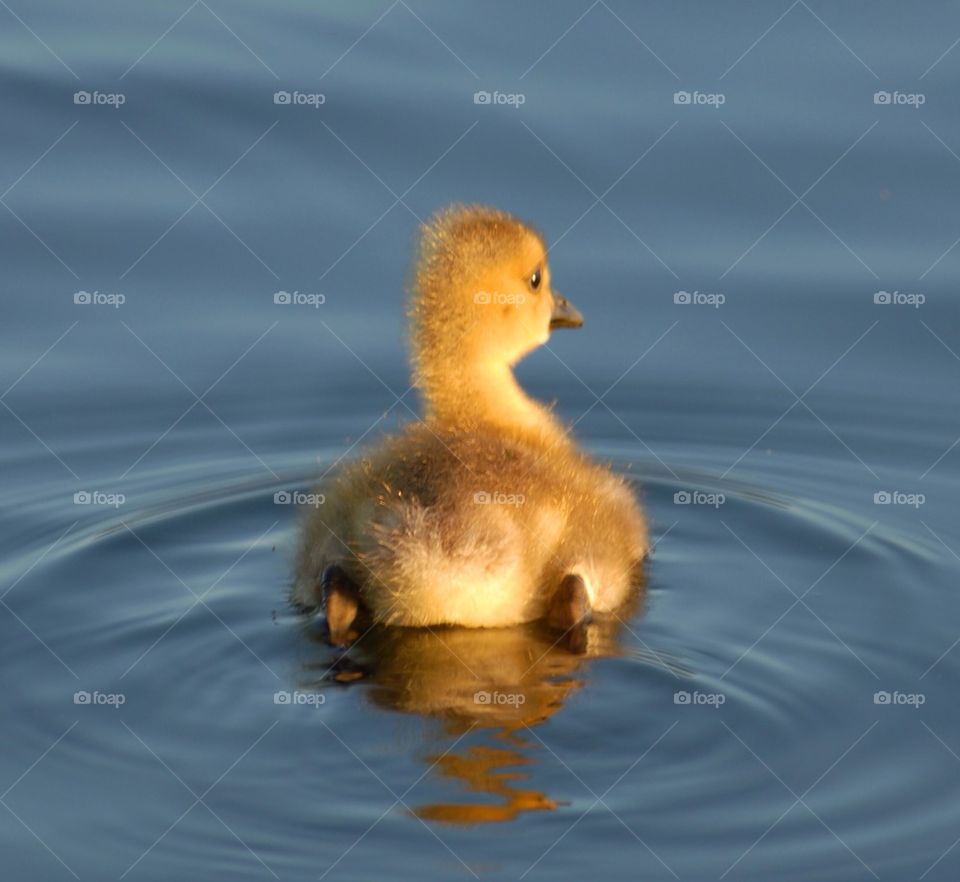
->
{"left": 293, "top": 204, "right": 648, "bottom": 650}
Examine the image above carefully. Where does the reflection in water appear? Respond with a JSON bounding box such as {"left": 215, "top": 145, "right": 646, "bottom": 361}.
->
{"left": 298, "top": 588, "right": 683, "bottom": 824}
{"left": 417, "top": 730, "right": 559, "bottom": 823}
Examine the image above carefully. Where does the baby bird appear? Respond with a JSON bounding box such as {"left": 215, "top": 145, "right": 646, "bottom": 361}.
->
{"left": 294, "top": 205, "right": 648, "bottom": 650}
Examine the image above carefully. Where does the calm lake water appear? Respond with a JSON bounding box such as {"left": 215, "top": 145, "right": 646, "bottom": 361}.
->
{"left": 3, "top": 1, "right": 960, "bottom": 879}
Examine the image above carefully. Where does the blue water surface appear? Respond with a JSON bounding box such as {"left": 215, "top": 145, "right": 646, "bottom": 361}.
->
{"left": 2, "top": 2, "right": 960, "bottom": 879}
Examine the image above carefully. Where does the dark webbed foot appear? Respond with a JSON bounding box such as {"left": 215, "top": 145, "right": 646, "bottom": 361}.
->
{"left": 547, "top": 573, "right": 592, "bottom": 654}
{"left": 322, "top": 565, "right": 360, "bottom": 647}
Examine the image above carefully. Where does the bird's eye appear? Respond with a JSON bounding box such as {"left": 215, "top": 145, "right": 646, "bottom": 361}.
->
{"left": 529, "top": 268, "right": 542, "bottom": 291}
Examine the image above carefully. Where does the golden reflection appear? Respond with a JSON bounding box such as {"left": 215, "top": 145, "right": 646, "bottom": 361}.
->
{"left": 302, "top": 597, "right": 648, "bottom": 825}
{"left": 416, "top": 733, "right": 559, "bottom": 823}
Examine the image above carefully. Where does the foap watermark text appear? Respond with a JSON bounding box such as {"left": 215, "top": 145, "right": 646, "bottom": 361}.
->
{"left": 674, "top": 690, "right": 725, "bottom": 707}
{"left": 874, "top": 690, "right": 925, "bottom": 707}
{"left": 274, "top": 90, "right": 325, "bottom": 108}
{"left": 874, "top": 491, "right": 924, "bottom": 508}
{"left": 74, "top": 490, "right": 125, "bottom": 508}
{"left": 275, "top": 490, "right": 325, "bottom": 507}
{"left": 74, "top": 690, "right": 126, "bottom": 707}
{"left": 674, "top": 290, "right": 724, "bottom": 308}
{"left": 674, "top": 90, "right": 725, "bottom": 108}
{"left": 274, "top": 290, "right": 325, "bottom": 308}
{"left": 474, "top": 491, "right": 525, "bottom": 507}
{"left": 274, "top": 690, "right": 325, "bottom": 707}
{"left": 474, "top": 90, "right": 525, "bottom": 108}
{"left": 75, "top": 290, "right": 125, "bottom": 308}
{"left": 474, "top": 690, "right": 526, "bottom": 706}
{"left": 674, "top": 490, "right": 725, "bottom": 508}
{"left": 74, "top": 90, "right": 125, "bottom": 108}
{"left": 874, "top": 290, "right": 924, "bottom": 308}
{"left": 874, "top": 91, "right": 924, "bottom": 108}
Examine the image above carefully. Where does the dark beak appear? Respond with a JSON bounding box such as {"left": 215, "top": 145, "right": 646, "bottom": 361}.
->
{"left": 549, "top": 295, "right": 584, "bottom": 329}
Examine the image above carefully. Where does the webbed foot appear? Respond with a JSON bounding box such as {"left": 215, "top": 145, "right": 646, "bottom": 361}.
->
{"left": 322, "top": 565, "right": 360, "bottom": 647}
{"left": 547, "top": 573, "right": 592, "bottom": 654}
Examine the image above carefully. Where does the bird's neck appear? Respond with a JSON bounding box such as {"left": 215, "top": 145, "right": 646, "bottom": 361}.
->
{"left": 420, "top": 360, "right": 569, "bottom": 448}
